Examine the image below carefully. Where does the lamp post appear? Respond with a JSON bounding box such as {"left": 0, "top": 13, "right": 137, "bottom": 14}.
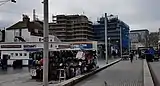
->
{"left": 108, "top": 37, "right": 111, "bottom": 57}
{"left": 43, "top": 0, "right": 49, "bottom": 86}
{"left": 104, "top": 13, "right": 108, "bottom": 64}
{"left": 120, "top": 27, "right": 122, "bottom": 58}
{"left": 158, "top": 40, "right": 160, "bottom": 49}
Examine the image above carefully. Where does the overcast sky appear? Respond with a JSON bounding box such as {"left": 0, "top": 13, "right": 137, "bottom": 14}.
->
{"left": 0, "top": 0, "right": 160, "bottom": 32}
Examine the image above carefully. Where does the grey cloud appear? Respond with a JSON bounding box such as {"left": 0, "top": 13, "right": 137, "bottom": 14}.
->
{"left": 0, "top": 0, "right": 160, "bottom": 31}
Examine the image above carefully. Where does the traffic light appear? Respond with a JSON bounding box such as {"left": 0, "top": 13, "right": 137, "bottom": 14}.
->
{"left": 11, "top": 0, "right": 16, "bottom": 3}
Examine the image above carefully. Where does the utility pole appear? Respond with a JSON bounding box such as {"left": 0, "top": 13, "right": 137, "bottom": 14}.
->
{"left": 104, "top": 13, "right": 108, "bottom": 64}
{"left": 120, "top": 27, "right": 122, "bottom": 58}
{"left": 128, "top": 33, "right": 130, "bottom": 54}
{"left": 43, "top": 0, "right": 49, "bottom": 86}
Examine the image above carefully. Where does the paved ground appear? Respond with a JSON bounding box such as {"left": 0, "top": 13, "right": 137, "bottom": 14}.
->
{"left": 98, "top": 58, "right": 119, "bottom": 68}
{"left": 0, "top": 67, "right": 29, "bottom": 75}
{"left": 0, "top": 59, "right": 118, "bottom": 86}
{"left": 75, "top": 59, "right": 143, "bottom": 86}
{"left": 148, "top": 61, "right": 160, "bottom": 86}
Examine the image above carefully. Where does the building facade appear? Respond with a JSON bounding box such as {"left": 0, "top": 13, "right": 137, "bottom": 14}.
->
{"left": 5, "top": 15, "right": 60, "bottom": 43}
{"left": 93, "top": 15, "right": 130, "bottom": 55}
{"left": 0, "top": 15, "right": 61, "bottom": 66}
{"left": 130, "top": 29, "right": 149, "bottom": 50}
{"left": 149, "top": 32, "right": 158, "bottom": 47}
{"left": 49, "top": 15, "right": 93, "bottom": 42}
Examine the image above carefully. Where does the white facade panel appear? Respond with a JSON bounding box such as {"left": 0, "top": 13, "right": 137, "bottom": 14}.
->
{"left": 21, "top": 29, "right": 30, "bottom": 42}
{"left": 5, "top": 30, "right": 14, "bottom": 42}
{"left": 1, "top": 50, "right": 29, "bottom": 65}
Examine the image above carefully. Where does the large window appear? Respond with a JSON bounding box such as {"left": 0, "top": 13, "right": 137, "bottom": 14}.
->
{"left": 39, "top": 38, "right": 41, "bottom": 42}
{"left": 11, "top": 53, "right": 14, "bottom": 57}
{"left": 19, "top": 53, "right": 22, "bottom": 56}
{"left": 15, "top": 53, "right": 18, "bottom": 56}
{"left": 24, "top": 53, "right": 27, "bottom": 56}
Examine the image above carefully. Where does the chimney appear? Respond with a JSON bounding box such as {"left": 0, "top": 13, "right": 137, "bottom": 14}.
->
{"left": 22, "top": 14, "right": 30, "bottom": 23}
{"left": 33, "top": 9, "right": 36, "bottom": 21}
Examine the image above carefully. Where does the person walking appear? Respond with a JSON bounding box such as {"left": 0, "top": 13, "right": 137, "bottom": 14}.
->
{"left": 130, "top": 52, "right": 134, "bottom": 63}
{"left": 135, "top": 51, "right": 138, "bottom": 60}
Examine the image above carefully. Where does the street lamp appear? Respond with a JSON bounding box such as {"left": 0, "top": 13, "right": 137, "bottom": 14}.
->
{"left": 158, "top": 40, "right": 160, "bottom": 49}
{"left": 43, "top": 0, "right": 49, "bottom": 86}
{"left": 104, "top": 13, "right": 108, "bottom": 64}
{"left": 120, "top": 27, "right": 122, "bottom": 58}
{"left": 108, "top": 37, "right": 111, "bottom": 57}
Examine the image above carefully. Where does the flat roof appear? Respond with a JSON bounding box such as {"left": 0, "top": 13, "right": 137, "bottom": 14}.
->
{"left": 130, "top": 29, "right": 149, "bottom": 32}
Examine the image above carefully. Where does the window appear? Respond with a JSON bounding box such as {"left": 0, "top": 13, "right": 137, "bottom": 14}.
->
{"left": 20, "top": 53, "right": 22, "bottom": 56}
{"left": 24, "top": 53, "right": 27, "bottom": 56}
{"left": 50, "top": 44, "right": 53, "bottom": 48}
{"left": 15, "top": 53, "right": 18, "bottom": 56}
{"left": 50, "top": 39, "right": 52, "bottom": 42}
{"left": 39, "top": 38, "right": 41, "bottom": 42}
{"left": 11, "top": 53, "right": 14, "bottom": 57}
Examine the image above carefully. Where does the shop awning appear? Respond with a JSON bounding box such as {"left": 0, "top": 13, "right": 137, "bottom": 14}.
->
{"left": 24, "top": 48, "right": 43, "bottom": 52}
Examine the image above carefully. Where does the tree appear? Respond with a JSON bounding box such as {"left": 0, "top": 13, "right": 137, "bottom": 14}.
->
{"left": 149, "top": 32, "right": 158, "bottom": 47}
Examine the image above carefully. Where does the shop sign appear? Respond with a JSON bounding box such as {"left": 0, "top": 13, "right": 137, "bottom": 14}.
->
{"left": 1, "top": 45, "right": 21, "bottom": 48}
{"left": 57, "top": 45, "right": 71, "bottom": 49}
{"left": 30, "top": 69, "right": 37, "bottom": 76}
{"left": 73, "top": 44, "right": 92, "bottom": 49}
{"left": 23, "top": 45, "right": 36, "bottom": 48}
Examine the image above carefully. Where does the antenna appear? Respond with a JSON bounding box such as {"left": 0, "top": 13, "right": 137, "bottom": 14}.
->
{"left": 82, "top": 11, "right": 85, "bottom": 15}
{"left": 33, "top": 9, "right": 36, "bottom": 21}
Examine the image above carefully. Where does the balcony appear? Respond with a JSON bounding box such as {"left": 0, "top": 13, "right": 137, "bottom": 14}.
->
{"left": 72, "top": 37, "right": 88, "bottom": 40}
{"left": 108, "top": 29, "right": 120, "bottom": 32}
{"left": 55, "top": 30, "right": 67, "bottom": 33}
{"left": 73, "top": 29, "right": 89, "bottom": 32}
{"left": 107, "top": 33, "right": 120, "bottom": 36}
{"left": 72, "top": 25, "right": 91, "bottom": 28}
{"left": 74, "top": 33, "right": 88, "bottom": 36}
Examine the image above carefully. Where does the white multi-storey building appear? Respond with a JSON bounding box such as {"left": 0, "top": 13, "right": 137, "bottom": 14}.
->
{"left": 0, "top": 15, "right": 61, "bottom": 66}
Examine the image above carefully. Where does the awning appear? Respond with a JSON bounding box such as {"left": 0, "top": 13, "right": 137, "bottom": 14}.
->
{"left": 24, "top": 48, "right": 43, "bottom": 52}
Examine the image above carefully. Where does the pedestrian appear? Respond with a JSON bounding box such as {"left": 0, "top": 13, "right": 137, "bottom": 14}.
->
{"left": 112, "top": 50, "right": 116, "bottom": 59}
{"left": 135, "top": 51, "right": 138, "bottom": 60}
{"left": 130, "top": 52, "right": 133, "bottom": 63}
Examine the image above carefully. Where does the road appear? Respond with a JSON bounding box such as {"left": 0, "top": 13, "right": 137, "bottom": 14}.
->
{"left": 75, "top": 59, "right": 143, "bottom": 86}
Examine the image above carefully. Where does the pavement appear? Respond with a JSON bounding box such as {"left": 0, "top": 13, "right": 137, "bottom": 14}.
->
{"left": 75, "top": 59, "right": 143, "bottom": 86}
{"left": 148, "top": 61, "right": 160, "bottom": 86}
{"left": 0, "top": 67, "right": 29, "bottom": 75}
{"left": 98, "top": 58, "right": 119, "bottom": 68}
{"left": 143, "top": 59, "right": 154, "bottom": 86}
{"left": 0, "top": 59, "right": 118, "bottom": 86}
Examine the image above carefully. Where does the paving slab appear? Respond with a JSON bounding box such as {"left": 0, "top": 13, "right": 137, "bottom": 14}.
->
{"left": 75, "top": 59, "right": 143, "bottom": 86}
{"left": 148, "top": 61, "right": 160, "bottom": 86}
